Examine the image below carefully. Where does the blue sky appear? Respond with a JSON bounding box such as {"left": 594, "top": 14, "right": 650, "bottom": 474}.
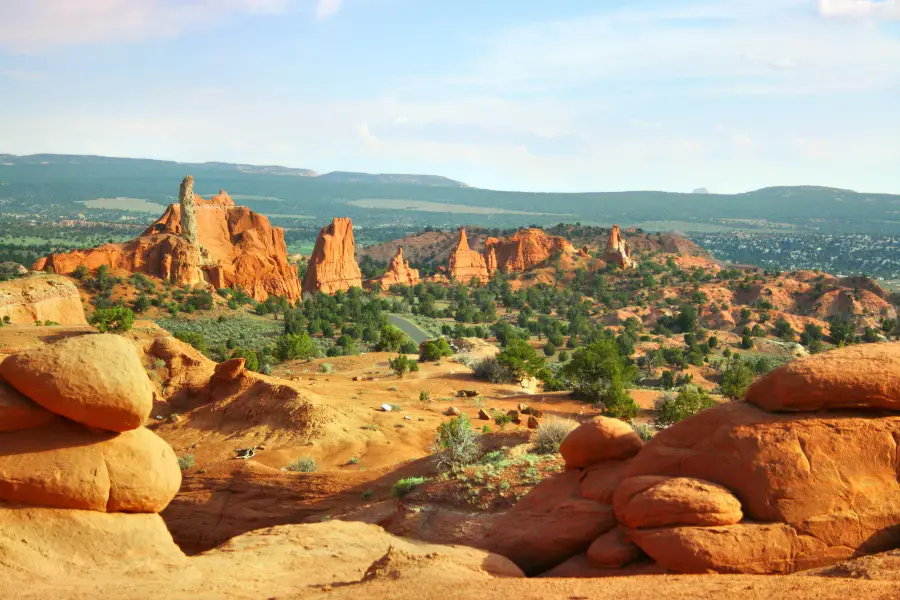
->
{"left": 1, "top": 0, "right": 899, "bottom": 193}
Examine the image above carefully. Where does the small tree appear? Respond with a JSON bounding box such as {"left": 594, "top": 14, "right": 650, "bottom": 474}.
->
{"left": 653, "top": 386, "right": 716, "bottom": 429}
{"left": 829, "top": 316, "right": 854, "bottom": 346}
{"left": 375, "top": 325, "right": 412, "bottom": 352}
{"left": 419, "top": 338, "right": 453, "bottom": 362}
{"left": 90, "top": 307, "right": 134, "bottom": 333}
{"left": 497, "top": 338, "right": 546, "bottom": 381}
{"left": 273, "top": 333, "right": 316, "bottom": 361}
{"left": 773, "top": 317, "right": 795, "bottom": 342}
{"left": 389, "top": 354, "right": 419, "bottom": 377}
{"left": 720, "top": 357, "right": 756, "bottom": 400}
{"left": 562, "top": 338, "right": 637, "bottom": 419}
{"left": 434, "top": 414, "right": 481, "bottom": 471}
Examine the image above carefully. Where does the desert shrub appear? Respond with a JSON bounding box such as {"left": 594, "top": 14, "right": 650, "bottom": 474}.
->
{"left": 287, "top": 457, "right": 318, "bottom": 472}
{"left": 419, "top": 337, "right": 454, "bottom": 362}
{"left": 493, "top": 413, "right": 514, "bottom": 430}
{"left": 629, "top": 420, "right": 656, "bottom": 442}
{"left": 319, "top": 362, "right": 334, "bottom": 374}
{"left": 273, "top": 333, "right": 317, "bottom": 361}
{"left": 531, "top": 418, "right": 578, "bottom": 454}
{"left": 562, "top": 339, "right": 637, "bottom": 419}
{"left": 375, "top": 325, "right": 414, "bottom": 352}
{"left": 434, "top": 414, "right": 482, "bottom": 471}
{"left": 720, "top": 357, "right": 756, "bottom": 400}
{"left": 178, "top": 455, "right": 195, "bottom": 471}
{"left": 652, "top": 386, "right": 716, "bottom": 429}
{"left": 392, "top": 476, "right": 428, "bottom": 498}
{"left": 497, "top": 338, "right": 546, "bottom": 380}
{"left": 472, "top": 357, "right": 516, "bottom": 383}
{"left": 89, "top": 307, "right": 135, "bottom": 333}
{"left": 389, "top": 354, "right": 419, "bottom": 377}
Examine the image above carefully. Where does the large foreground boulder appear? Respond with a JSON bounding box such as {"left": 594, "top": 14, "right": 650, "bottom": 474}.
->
{"left": 0, "top": 379, "right": 54, "bottom": 432}
{"left": 612, "top": 476, "right": 743, "bottom": 529}
{"left": 559, "top": 417, "right": 643, "bottom": 469}
{"left": 0, "top": 274, "right": 87, "bottom": 326}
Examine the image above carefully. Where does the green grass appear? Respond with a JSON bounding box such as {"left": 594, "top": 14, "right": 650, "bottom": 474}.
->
{"left": 153, "top": 315, "right": 284, "bottom": 349}
{"left": 392, "top": 476, "right": 429, "bottom": 498}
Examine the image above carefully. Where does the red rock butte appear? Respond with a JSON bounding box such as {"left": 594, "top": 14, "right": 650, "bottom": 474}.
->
{"left": 33, "top": 181, "right": 301, "bottom": 302}
{"left": 302, "top": 217, "right": 363, "bottom": 295}
{"left": 377, "top": 247, "right": 421, "bottom": 290}
{"left": 484, "top": 228, "right": 574, "bottom": 274}
{"left": 448, "top": 228, "right": 490, "bottom": 283}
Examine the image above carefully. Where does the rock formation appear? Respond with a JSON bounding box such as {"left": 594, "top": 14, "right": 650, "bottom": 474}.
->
{"left": 0, "top": 333, "right": 183, "bottom": 573}
{"left": 485, "top": 342, "right": 900, "bottom": 576}
{"left": 0, "top": 274, "right": 87, "bottom": 325}
{"left": 604, "top": 225, "right": 634, "bottom": 269}
{"left": 377, "top": 247, "right": 421, "bottom": 290}
{"left": 448, "top": 228, "right": 490, "bottom": 283}
{"left": 179, "top": 175, "right": 199, "bottom": 247}
{"left": 33, "top": 179, "right": 301, "bottom": 301}
{"left": 484, "top": 228, "right": 574, "bottom": 274}
{"left": 302, "top": 217, "right": 363, "bottom": 295}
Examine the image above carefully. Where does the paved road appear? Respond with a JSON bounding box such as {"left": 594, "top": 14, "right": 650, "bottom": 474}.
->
{"left": 387, "top": 314, "right": 433, "bottom": 344}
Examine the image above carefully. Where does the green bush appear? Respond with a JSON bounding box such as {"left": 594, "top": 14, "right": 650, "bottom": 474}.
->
{"left": 419, "top": 337, "right": 454, "bottom": 362}
{"left": 562, "top": 339, "right": 637, "bottom": 419}
{"left": 178, "top": 455, "right": 195, "bottom": 471}
{"left": 90, "top": 307, "right": 135, "bottom": 333}
{"left": 473, "top": 357, "right": 515, "bottom": 383}
{"left": 652, "top": 386, "right": 717, "bottom": 429}
{"left": 389, "top": 354, "right": 419, "bottom": 377}
{"left": 493, "top": 413, "right": 514, "bottom": 430}
{"left": 392, "top": 476, "right": 428, "bottom": 498}
{"left": 287, "top": 457, "right": 318, "bottom": 472}
{"left": 720, "top": 358, "right": 756, "bottom": 400}
{"left": 531, "top": 418, "right": 578, "bottom": 454}
{"left": 434, "top": 414, "right": 482, "bottom": 471}
{"left": 497, "top": 338, "right": 546, "bottom": 380}
{"left": 273, "top": 332, "right": 317, "bottom": 361}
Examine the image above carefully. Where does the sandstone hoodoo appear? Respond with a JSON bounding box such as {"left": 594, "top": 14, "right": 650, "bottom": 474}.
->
{"left": 377, "top": 247, "right": 421, "bottom": 290}
{"left": 484, "top": 228, "right": 575, "bottom": 274}
{"left": 604, "top": 225, "right": 634, "bottom": 269}
{"left": 448, "top": 227, "right": 490, "bottom": 283}
{"left": 33, "top": 177, "right": 301, "bottom": 301}
{"left": 303, "top": 217, "right": 363, "bottom": 295}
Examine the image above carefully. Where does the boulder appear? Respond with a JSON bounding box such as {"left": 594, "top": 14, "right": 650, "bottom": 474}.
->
{"left": 0, "top": 274, "right": 87, "bottom": 325}
{"left": 527, "top": 415, "right": 539, "bottom": 429}
{"left": 483, "top": 470, "right": 617, "bottom": 575}
{"left": 559, "top": 417, "right": 643, "bottom": 469}
{"left": 377, "top": 247, "right": 420, "bottom": 290}
{"left": 0, "top": 334, "right": 153, "bottom": 432}
{"left": 0, "top": 421, "right": 180, "bottom": 512}
{"left": 478, "top": 409, "right": 491, "bottom": 420}
{"left": 587, "top": 526, "right": 642, "bottom": 568}
{"left": 302, "top": 217, "right": 363, "bottom": 295}
{"left": 448, "top": 228, "right": 489, "bottom": 283}
{"left": 0, "top": 378, "right": 54, "bottom": 432}
{"left": 578, "top": 460, "right": 629, "bottom": 504}
{"left": 746, "top": 343, "right": 900, "bottom": 412}
{"left": 445, "top": 407, "right": 461, "bottom": 416}
{"left": 624, "top": 401, "right": 900, "bottom": 572}
{"left": 613, "top": 476, "right": 743, "bottom": 529}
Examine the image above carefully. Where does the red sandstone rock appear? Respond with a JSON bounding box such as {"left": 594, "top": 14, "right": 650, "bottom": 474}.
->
{"left": 579, "top": 460, "right": 629, "bottom": 504}
{"left": 559, "top": 417, "right": 644, "bottom": 469}
{"left": 484, "top": 228, "right": 574, "bottom": 274}
{"left": 483, "top": 470, "right": 617, "bottom": 575}
{"left": 34, "top": 183, "right": 301, "bottom": 302}
{"left": 1, "top": 334, "right": 153, "bottom": 432}
{"left": 586, "top": 526, "right": 642, "bottom": 568}
{"left": 604, "top": 225, "right": 634, "bottom": 269}
{"left": 0, "top": 274, "right": 87, "bottom": 325}
{"left": 302, "top": 217, "right": 363, "bottom": 295}
{"left": 448, "top": 228, "right": 490, "bottom": 284}
{"left": 613, "top": 476, "right": 743, "bottom": 529}
{"left": 0, "top": 378, "right": 54, "bottom": 432}
{"left": 745, "top": 343, "right": 900, "bottom": 412}
{"left": 378, "top": 247, "right": 421, "bottom": 290}
{"left": 624, "top": 401, "right": 900, "bottom": 572}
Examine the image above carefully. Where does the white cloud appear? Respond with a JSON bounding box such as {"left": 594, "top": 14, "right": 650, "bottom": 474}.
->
{"left": 315, "top": 0, "right": 343, "bottom": 21}
{"left": 819, "top": 0, "right": 900, "bottom": 19}
{"left": 0, "top": 0, "right": 293, "bottom": 51}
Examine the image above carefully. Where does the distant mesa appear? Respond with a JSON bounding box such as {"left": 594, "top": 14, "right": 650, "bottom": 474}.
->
{"left": 314, "top": 171, "right": 467, "bottom": 187}
{"left": 302, "top": 217, "right": 363, "bottom": 295}
{"left": 692, "top": 188, "right": 710, "bottom": 194}
{"left": 377, "top": 247, "right": 420, "bottom": 291}
{"left": 33, "top": 177, "right": 301, "bottom": 301}
{"left": 604, "top": 225, "right": 635, "bottom": 269}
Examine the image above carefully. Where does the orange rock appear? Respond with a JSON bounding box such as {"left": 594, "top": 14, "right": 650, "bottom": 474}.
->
{"left": 559, "top": 417, "right": 644, "bottom": 469}
{"left": 377, "top": 247, "right": 421, "bottom": 290}
{"left": 624, "top": 401, "right": 900, "bottom": 572}
{"left": 0, "top": 421, "right": 180, "bottom": 512}
{"left": 34, "top": 181, "right": 301, "bottom": 302}
{"left": 587, "top": 526, "right": 642, "bottom": 568}
{"left": 0, "top": 378, "right": 55, "bottom": 432}
{"left": 483, "top": 470, "right": 617, "bottom": 575}
{"left": 613, "top": 476, "right": 743, "bottom": 529}
{"left": 1, "top": 334, "right": 153, "bottom": 432}
{"left": 604, "top": 225, "right": 634, "bottom": 269}
{"left": 484, "top": 228, "right": 574, "bottom": 274}
{"left": 746, "top": 343, "right": 900, "bottom": 412}
{"left": 448, "top": 228, "right": 490, "bottom": 284}
{"left": 578, "top": 460, "right": 629, "bottom": 504}
{"left": 302, "top": 217, "right": 363, "bottom": 295}
{"left": 0, "top": 274, "right": 87, "bottom": 325}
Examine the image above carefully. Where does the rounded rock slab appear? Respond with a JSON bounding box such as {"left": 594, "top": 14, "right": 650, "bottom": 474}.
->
{"left": 613, "top": 476, "right": 744, "bottom": 529}
{"left": 0, "top": 377, "right": 55, "bottom": 432}
{"left": 0, "top": 333, "right": 153, "bottom": 432}
{"left": 560, "top": 417, "right": 644, "bottom": 469}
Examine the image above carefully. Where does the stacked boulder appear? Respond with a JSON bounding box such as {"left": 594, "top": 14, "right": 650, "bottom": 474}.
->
{"left": 0, "top": 334, "right": 184, "bottom": 574}
{"left": 486, "top": 343, "right": 900, "bottom": 576}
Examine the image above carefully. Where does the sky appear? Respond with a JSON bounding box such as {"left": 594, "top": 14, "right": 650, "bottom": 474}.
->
{"left": 1, "top": 0, "right": 899, "bottom": 194}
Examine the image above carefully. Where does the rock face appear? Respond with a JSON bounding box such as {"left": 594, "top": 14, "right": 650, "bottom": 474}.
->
{"left": 604, "top": 225, "right": 634, "bottom": 269}
{"left": 448, "top": 228, "right": 490, "bottom": 283}
{"left": 484, "top": 228, "right": 574, "bottom": 274}
{"left": 0, "top": 274, "right": 87, "bottom": 325}
{"left": 485, "top": 342, "right": 900, "bottom": 576}
{"left": 33, "top": 179, "right": 301, "bottom": 302}
{"left": 302, "top": 217, "right": 363, "bottom": 295}
{"left": 377, "top": 247, "right": 421, "bottom": 290}
{"left": 0, "top": 332, "right": 183, "bottom": 575}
